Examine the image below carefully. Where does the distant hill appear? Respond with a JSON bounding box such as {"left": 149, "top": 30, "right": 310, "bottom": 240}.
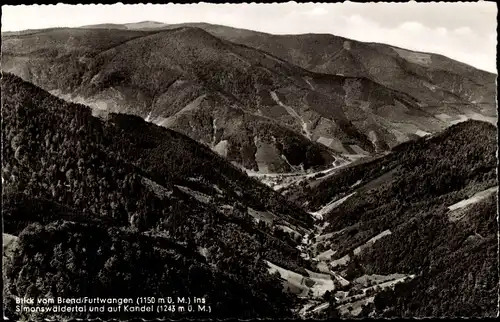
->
{"left": 1, "top": 73, "right": 317, "bottom": 320}
{"left": 180, "top": 23, "right": 497, "bottom": 108}
{"left": 73, "top": 21, "right": 497, "bottom": 114}
{"left": 3, "top": 25, "right": 495, "bottom": 173}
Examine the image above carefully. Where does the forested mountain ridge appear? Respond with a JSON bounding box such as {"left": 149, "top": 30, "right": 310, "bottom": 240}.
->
{"left": 1, "top": 73, "right": 319, "bottom": 320}
{"left": 289, "top": 120, "right": 498, "bottom": 318}
{"left": 168, "top": 22, "right": 496, "bottom": 109}
{"left": 1, "top": 72, "right": 312, "bottom": 228}
{"left": 3, "top": 25, "right": 495, "bottom": 174}
{"left": 288, "top": 120, "right": 498, "bottom": 212}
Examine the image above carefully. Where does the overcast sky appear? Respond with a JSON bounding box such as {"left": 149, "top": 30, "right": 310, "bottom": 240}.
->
{"left": 2, "top": 2, "right": 497, "bottom": 73}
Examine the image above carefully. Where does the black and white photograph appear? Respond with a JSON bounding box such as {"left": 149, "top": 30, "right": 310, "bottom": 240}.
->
{"left": 1, "top": 1, "right": 498, "bottom": 320}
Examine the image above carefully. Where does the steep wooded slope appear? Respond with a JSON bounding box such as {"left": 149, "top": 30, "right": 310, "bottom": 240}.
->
{"left": 292, "top": 120, "right": 498, "bottom": 318}
{"left": 1, "top": 73, "right": 317, "bottom": 320}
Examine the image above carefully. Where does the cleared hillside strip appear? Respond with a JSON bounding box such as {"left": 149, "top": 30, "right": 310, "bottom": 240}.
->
{"left": 447, "top": 186, "right": 498, "bottom": 211}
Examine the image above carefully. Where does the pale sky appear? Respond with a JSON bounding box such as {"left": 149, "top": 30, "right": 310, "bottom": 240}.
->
{"left": 2, "top": 2, "right": 497, "bottom": 73}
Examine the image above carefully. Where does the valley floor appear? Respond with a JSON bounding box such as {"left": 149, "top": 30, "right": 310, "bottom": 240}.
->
{"left": 262, "top": 204, "right": 415, "bottom": 318}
